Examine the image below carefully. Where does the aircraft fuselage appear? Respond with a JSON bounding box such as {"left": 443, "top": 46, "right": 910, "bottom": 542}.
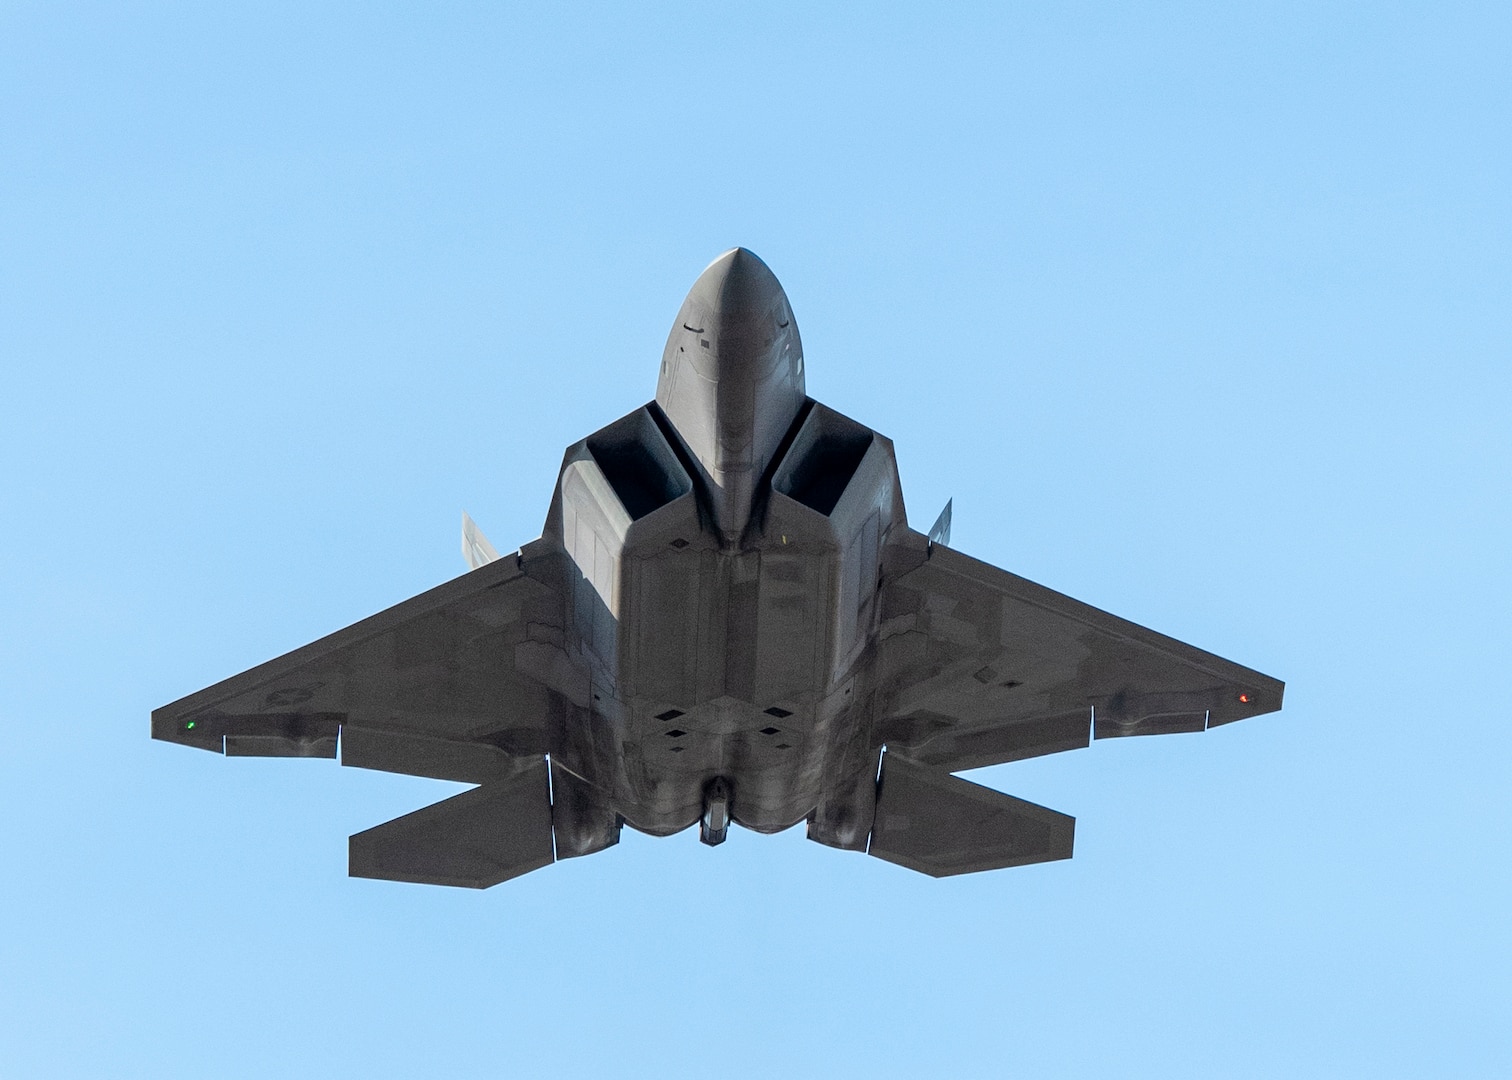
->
{"left": 541, "top": 249, "right": 905, "bottom": 852}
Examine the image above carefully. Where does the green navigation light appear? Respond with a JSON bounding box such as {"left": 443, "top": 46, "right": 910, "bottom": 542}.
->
{"left": 185, "top": 721, "right": 196, "bottom": 730}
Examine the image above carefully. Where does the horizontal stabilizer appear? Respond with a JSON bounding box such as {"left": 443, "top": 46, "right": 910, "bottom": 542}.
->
{"left": 349, "top": 756, "right": 554, "bottom": 888}
{"left": 868, "top": 752, "right": 1074, "bottom": 877}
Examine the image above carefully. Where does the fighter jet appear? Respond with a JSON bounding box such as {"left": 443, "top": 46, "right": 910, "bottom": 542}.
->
{"left": 153, "top": 248, "right": 1283, "bottom": 887}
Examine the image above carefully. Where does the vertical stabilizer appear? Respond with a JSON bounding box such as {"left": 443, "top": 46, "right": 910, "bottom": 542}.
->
{"left": 462, "top": 511, "right": 502, "bottom": 570}
{"left": 928, "top": 498, "right": 953, "bottom": 548}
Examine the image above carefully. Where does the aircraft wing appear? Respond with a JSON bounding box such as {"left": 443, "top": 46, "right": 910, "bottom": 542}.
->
{"left": 152, "top": 543, "right": 578, "bottom": 887}
{"left": 875, "top": 531, "right": 1283, "bottom": 772}
{"left": 152, "top": 543, "right": 571, "bottom": 788}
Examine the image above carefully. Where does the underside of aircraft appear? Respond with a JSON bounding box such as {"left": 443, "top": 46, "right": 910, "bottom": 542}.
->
{"left": 154, "top": 248, "right": 1283, "bottom": 887}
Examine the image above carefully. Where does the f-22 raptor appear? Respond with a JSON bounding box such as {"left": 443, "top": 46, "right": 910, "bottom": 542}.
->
{"left": 154, "top": 248, "right": 1283, "bottom": 887}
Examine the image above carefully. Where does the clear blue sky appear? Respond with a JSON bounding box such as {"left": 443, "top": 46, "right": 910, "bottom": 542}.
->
{"left": 2, "top": 4, "right": 1508, "bottom": 1077}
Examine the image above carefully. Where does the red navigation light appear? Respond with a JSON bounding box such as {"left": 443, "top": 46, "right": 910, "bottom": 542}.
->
{"left": 1238, "top": 693, "right": 1251, "bottom": 704}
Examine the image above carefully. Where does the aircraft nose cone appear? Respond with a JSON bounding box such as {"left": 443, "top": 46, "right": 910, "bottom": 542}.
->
{"left": 657, "top": 247, "right": 807, "bottom": 542}
{"left": 690, "top": 247, "right": 788, "bottom": 324}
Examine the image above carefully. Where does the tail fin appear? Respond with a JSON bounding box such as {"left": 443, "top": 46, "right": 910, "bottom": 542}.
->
{"left": 927, "top": 498, "right": 953, "bottom": 548}
{"left": 462, "top": 511, "right": 502, "bottom": 570}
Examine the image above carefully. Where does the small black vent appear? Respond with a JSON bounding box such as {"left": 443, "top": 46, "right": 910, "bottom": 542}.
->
{"left": 775, "top": 742, "right": 792, "bottom": 750}
{"left": 669, "top": 745, "right": 685, "bottom": 753}
{"left": 655, "top": 709, "right": 684, "bottom": 722}
{"left": 1002, "top": 679, "right": 1024, "bottom": 689}
{"left": 763, "top": 706, "right": 793, "bottom": 718}
{"left": 669, "top": 538, "right": 688, "bottom": 549}
{"left": 760, "top": 726, "right": 781, "bottom": 736}
{"left": 664, "top": 729, "right": 686, "bottom": 738}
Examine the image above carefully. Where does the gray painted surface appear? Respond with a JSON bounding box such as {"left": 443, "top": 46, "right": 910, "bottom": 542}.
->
{"left": 869, "top": 753, "right": 1075, "bottom": 877}
{"left": 153, "top": 248, "right": 1284, "bottom": 887}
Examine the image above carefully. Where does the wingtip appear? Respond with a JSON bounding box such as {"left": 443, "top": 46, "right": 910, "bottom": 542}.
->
{"left": 150, "top": 706, "right": 225, "bottom": 752}
{"left": 1207, "top": 674, "right": 1286, "bottom": 727}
